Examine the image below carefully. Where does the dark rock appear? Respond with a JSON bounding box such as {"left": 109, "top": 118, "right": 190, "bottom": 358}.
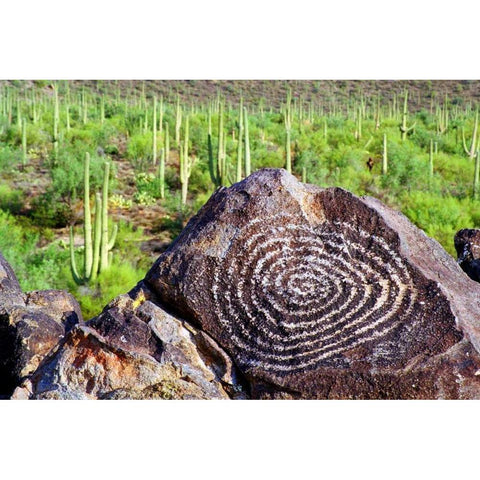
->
{"left": 454, "top": 229, "right": 480, "bottom": 282}
{"left": 144, "top": 168, "right": 480, "bottom": 399}
{"left": 26, "top": 290, "right": 83, "bottom": 333}
{"left": 0, "top": 253, "right": 83, "bottom": 398}
{"left": 0, "top": 252, "right": 22, "bottom": 295}
{"left": 12, "top": 283, "right": 246, "bottom": 399}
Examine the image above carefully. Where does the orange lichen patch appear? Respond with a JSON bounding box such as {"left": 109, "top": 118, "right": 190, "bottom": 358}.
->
{"left": 56, "top": 327, "right": 164, "bottom": 394}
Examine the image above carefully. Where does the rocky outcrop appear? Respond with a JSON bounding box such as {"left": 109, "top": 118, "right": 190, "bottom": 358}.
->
{"left": 145, "top": 168, "right": 480, "bottom": 399}
{"left": 6, "top": 168, "right": 480, "bottom": 399}
{"left": 455, "top": 229, "right": 480, "bottom": 282}
{"left": 12, "top": 283, "right": 246, "bottom": 399}
{"left": 0, "top": 253, "right": 83, "bottom": 398}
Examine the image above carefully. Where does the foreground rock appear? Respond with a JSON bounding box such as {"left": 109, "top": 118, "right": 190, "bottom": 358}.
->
{"left": 13, "top": 283, "right": 246, "bottom": 399}
{"left": 0, "top": 253, "right": 83, "bottom": 398}
{"left": 144, "top": 168, "right": 480, "bottom": 399}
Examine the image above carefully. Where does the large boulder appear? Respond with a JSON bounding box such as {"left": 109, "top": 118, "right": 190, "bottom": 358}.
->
{"left": 144, "top": 168, "right": 480, "bottom": 399}
{"left": 0, "top": 253, "right": 83, "bottom": 398}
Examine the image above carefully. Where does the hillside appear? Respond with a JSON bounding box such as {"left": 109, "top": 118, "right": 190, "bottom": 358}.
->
{"left": 2, "top": 79, "right": 479, "bottom": 111}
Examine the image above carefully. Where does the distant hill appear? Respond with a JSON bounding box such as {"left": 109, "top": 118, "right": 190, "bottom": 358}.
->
{"left": 2, "top": 79, "right": 479, "bottom": 111}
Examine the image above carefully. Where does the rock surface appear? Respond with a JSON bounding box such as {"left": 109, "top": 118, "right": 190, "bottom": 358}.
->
{"left": 12, "top": 283, "right": 246, "bottom": 399}
{"left": 145, "top": 168, "right": 480, "bottom": 399}
{"left": 0, "top": 253, "right": 83, "bottom": 398}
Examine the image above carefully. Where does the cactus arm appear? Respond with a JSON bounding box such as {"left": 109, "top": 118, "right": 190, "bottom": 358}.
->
{"left": 363, "top": 136, "right": 373, "bottom": 151}
{"left": 462, "top": 111, "right": 479, "bottom": 159}
{"left": 472, "top": 111, "right": 479, "bottom": 157}
{"left": 399, "top": 89, "right": 415, "bottom": 140}
{"left": 69, "top": 226, "right": 83, "bottom": 285}
{"left": 108, "top": 224, "right": 118, "bottom": 251}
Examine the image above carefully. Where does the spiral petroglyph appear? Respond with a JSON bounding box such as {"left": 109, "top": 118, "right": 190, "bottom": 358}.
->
{"left": 146, "top": 169, "right": 468, "bottom": 398}
{"left": 211, "top": 214, "right": 417, "bottom": 374}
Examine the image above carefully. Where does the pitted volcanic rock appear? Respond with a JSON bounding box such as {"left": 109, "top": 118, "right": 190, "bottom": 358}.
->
{"left": 0, "top": 252, "right": 83, "bottom": 397}
{"left": 145, "top": 168, "right": 480, "bottom": 398}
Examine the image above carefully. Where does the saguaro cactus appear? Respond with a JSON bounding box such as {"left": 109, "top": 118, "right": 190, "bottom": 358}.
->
{"left": 21, "top": 117, "right": 27, "bottom": 167}
{"left": 437, "top": 95, "right": 449, "bottom": 134}
{"left": 31, "top": 90, "right": 38, "bottom": 124}
{"left": 180, "top": 115, "right": 195, "bottom": 205}
{"left": 429, "top": 138, "right": 434, "bottom": 177}
{"left": 70, "top": 155, "right": 117, "bottom": 285}
{"left": 462, "top": 110, "right": 479, "bottom": 160}
{"left": 159, "top": 147, "right": 165, "bottom": 199}
{"left": 244, "top": 106, "right": 251, "bottom": 177}
{"left": 99, "top": 161, "right": 116, "bottom": 272}
{"left": 158, "top": 96, "right": 164, "bottom": 134}
{"left": 382, "top": 133, "right": 388, "bottom": 175}
{"left": 175, "top": 96, "right": 182, "bottom": 147}
{"left": 236, "top": 99, "right": 244, "bottom": 182}
{"left": 474, "top": 150, "right": 480, "bottom": 200}
{"left": 399, "top": 89, "right": 416, "bottom": 141}
{"left": 217, "top": 103, "right": 226, "bottom": 185}
{"left": 354, "top": 105, "right": 362, "bottom": 141}
{"left": 53, "top": 83, "right": 59, "bottom": 161}
{"left": 152, "top": 96, "right": 157, "bottom": 166}
{"left": 82, "top": 88, "right": 88, "bottom": 125}
{"left": 208, "top": 104, "right": 227, "bottom": 188}
{"left": 100, "top": 95, "right": 105, "bottom": 125}
{"left": 284, "top": 93, "right": 292, "bottom": 173}
{"left": 207, "top": 108, "right": 217, "bottom": 187}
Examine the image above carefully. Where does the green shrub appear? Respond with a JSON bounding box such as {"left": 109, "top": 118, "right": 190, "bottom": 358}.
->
{"left": 29, "top": 190, "right": 74, "bottom": 228}
{"left": 66, "top": 261, "right": 144, "bottom": 320}
{"left": 50, "top": 146, "right": 106, "bottom": 202}
{"left": 134, "top": 191, "right": 156, "bottom": 206}
{"left": 126, "top": 132, "right": 153, "bottom": 171}
{"left": 104, "top": 144, "right": 119, "bottom": 155}
{"left": 0, "top": 184, "right": 24, "bottom": 214}
{"left": 402, "top": 191, "right": 474, "bottom": 256}
{"left": 0, "top": 210, "right": 68, "bottom": 292}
